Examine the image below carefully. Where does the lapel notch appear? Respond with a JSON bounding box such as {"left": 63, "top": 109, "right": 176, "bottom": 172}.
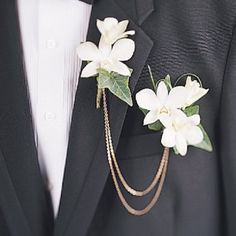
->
{"left": 135, "top": 0, "right": 154, "bottom": 25}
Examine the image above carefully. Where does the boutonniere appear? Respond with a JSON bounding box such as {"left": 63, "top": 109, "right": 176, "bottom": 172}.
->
{"left": 77, "top": 17, "right": 135, "bottom": 108}
{"left": 136, "top": 69, "right": 213, "bottom": 156}
{"left": 77, "top": 18, "right": 213, "bottom": 217}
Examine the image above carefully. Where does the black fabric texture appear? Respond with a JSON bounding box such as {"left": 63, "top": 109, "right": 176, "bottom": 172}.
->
{"left": 0, "top": 0, "right": 235, "bottom": 235}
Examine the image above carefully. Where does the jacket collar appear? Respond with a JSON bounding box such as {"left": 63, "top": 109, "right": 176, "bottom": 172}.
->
{"left": 136, "top": 0, "right": 155, "bottom": 25}
{"left": 0, "top": 0, "right": 154, "bottom": 235}
{"left": 53, "top": 0, "right": 154, "bottom": 235}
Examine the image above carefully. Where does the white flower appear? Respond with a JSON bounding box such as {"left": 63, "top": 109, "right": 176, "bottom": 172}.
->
{"left": 77, "top": 17, "right": 135, "bottom": 78}
{"left": 77, "top": 38, "right": 135, "bottom": 77}
{"left": 161, "top": 109, "right": 204, "bottom": 156}
{"left": 183, "top": 76, "right": 209, "bottom": 107}
{"left": 135, "top": 81, "right": 188, "bottom": 126}
{"left": 97, "top": 17, "right": 135, "bottom": 45}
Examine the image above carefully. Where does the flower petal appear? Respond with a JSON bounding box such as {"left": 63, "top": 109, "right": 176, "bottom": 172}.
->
{"left": 188, "top": 88, "right": 209, "bottom": 105}
{"left": 188, "top": 114, "right": 201, "bottom": 125}
{"left": 109, "top": 60, "right": 131, "bottom": 76}
{"left": 159, "top": 113, "right": 173, "bottom": 128}
{"left": 77, "top": 42, "right": 102, "bottom": 61}
{"left": 186, "top": 126, "right": 204, "bottom": 145}
{"left": 81, "top": 61, "right": 99, "bottom": 78}
{"left": 102, "top": 19, "right": 129, "bottom": 44}
{"left": 185, "top": 76, "right": 193, "bottom": 87}
{"left": 176, "top": 133, "right": 188, "bottom": 156}
{"left": 98, "top": 37, "right": 112, "bottom": 56}
{"left": 115, "top": 30, "right": 136, "bottom": 42}
{"left": 107, "top": 20, "right": 129, "bottom": 44}
{"left": 173, "top": 108, "right": 188, "bottom": 120}
{"left": 96, "top": 19, "right": 105, "bottom": 35}
{"left": 167, "top": 86, "right": 188, "bottom": 109}
{"left": 161, "top": 128, "right": 176, "bottom": 147}
{"left": 136, "top": 89, "right": 160, "bottom": 110}
{"left": 124, "top": 30, "right": 135, "bottom": 36}
{"left": 185, "top": 77, "right": 209, "bottom": 106}
{"left": 110, "top": 39, "right": 135, "bottom": 61}
{"left": 97, "top": 18, "right": 118, "bottom": 35}
{"left": 144, "top": 110, "right": 159, "bottom": 125}
{"left": 103, "top": 17, "right": 119, "bottom": 30}
{"left": 156, "top": 81, "right": 168, "bottom": 103}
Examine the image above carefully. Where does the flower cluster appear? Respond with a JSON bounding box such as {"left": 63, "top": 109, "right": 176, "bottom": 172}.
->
{"left": 136, "top": 76, "right": 210, "bottom": 156}
{"left": 77, "top": 17, "right": 135, "bottom": 78}
{"left": 76, "top": 17, "right": 212, "bottom": 156}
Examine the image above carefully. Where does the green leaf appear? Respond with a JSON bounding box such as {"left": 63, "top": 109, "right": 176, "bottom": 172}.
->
{"left": 140, "top": 108, "right": 163, "bottom": 131}
{"left": 96, "top": 69, "right": 133, "bottom": 106}
{"left": 148, "top": 121, "right": 163, "bottom": 131}
{"left": 184, "top": 105, "right": 199, "bottom": 116}
{"left": 97, "top": 68, "right": 110, "bottom": 78}
{"left": 163, "top": 74, "right": 173, "bottom": 90}
{"left": 139, "top": 107, "right": 148, "bottom": 115}
{"left": 193, "top": 124, "right": 213, "bottom": 152}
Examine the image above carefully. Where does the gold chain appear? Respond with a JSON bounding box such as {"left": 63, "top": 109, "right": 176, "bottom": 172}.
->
{"left": 102, "top": 88, "right": 170, "bottom": 215}
{"left": 103, "top": 95, "right": 168, "bottom": 196}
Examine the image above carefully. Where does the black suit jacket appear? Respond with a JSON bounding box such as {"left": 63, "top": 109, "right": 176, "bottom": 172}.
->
{"left": 0, "top": 0, "right": 236, "bottom": 235}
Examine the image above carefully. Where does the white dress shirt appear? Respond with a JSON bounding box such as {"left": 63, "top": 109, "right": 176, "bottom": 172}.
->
{"left": 17, "top": 0, "right": 92, "bottom": 217}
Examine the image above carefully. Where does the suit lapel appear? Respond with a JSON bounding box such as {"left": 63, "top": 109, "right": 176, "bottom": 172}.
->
{"left": 0, "top": 1, "right": 54, "bottom": 235}
{"left": 0, "top": 150, "right": 31, "bottom": 236}
{"left": 54, "top": 0, "right": 153, "bottom": 235}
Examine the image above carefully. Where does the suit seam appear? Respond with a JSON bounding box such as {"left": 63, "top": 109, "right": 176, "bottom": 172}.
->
{"left": 219, "top": 22, "right": 236, "bottom": 104}
{"left": 217, "top": 22, "right": 236, "bottom": 235}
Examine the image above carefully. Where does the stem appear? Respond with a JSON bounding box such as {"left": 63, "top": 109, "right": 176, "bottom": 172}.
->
{"left": 147, "top": 65, "right": 156, "bottom": 90}
{"left": 96, "top": 87, "right": 102, "bottom": 109}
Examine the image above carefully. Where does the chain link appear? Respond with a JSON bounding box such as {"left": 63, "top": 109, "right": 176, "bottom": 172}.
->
{"left": 102, "top": 89, "right": 170, "bottom": 215}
